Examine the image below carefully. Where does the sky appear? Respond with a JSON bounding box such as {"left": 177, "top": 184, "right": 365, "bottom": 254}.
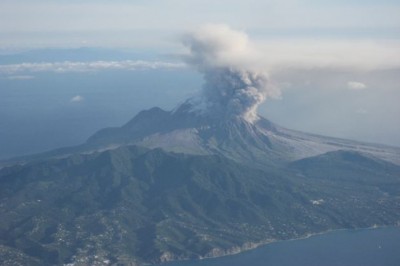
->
{"left": 1, "top": 0, "right": 400, "bottom": 49}
{"left": 0, "top": 0, "right": 399, "bottom": 153}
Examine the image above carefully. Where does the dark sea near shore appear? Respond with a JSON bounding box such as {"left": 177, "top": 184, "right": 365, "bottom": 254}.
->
{"left": 162, "top": 227, "right": 400, "bottom": 266}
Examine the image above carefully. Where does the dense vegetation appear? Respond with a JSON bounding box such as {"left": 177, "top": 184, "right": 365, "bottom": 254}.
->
{"left": 1, "top": 145, "right": 399, "bottom": 265}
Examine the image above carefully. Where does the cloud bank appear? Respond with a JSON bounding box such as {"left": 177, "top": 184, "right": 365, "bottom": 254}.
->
{"left": 183, "top": 24, "right": 280, "bottom": 122}
{"left": 0, "top": 60, "right": 184, "bottom": 75}
{"left": 254, "top": 40, "right": 400, "bottom": 71}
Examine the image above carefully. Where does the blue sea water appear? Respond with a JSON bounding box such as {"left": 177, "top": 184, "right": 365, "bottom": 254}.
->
{"left": 162, "top": 227, "right": 400, "bottom": 266}
{"left": 0, "top": 69, "right": 201, "bottom": 159}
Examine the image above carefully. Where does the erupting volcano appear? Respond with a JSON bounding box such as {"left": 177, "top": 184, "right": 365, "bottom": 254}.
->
{"left": 1, "top": 25, "right": 399, "bottom": 266}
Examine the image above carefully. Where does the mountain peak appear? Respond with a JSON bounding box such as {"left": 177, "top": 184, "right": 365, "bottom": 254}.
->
{"left": 3, "top": 99, "right": 399, "bottom": 168}
{"left": 76, "top": 99, "right": 400, "bottom": 168}
{"left": 172, "top": 96, "right": 264, "bottom": 125}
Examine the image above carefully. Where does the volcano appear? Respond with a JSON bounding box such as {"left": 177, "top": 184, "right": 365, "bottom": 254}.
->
{"left": 46, "top": 97, "right": 399, "bottom": 167}
{"left": 1, "top": 25, "right": 400, "bottom": 265}
{"left": 1, "top": 99, "right": 400, "bottom": 266}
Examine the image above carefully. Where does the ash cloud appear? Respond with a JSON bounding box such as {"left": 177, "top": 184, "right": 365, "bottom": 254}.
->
{"left": 183, "top": 24, "right": 279, "bottom": 123}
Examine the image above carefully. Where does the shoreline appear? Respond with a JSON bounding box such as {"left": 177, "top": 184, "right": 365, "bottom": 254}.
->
{"left": 157, "top": 224, "right": 400, "bottom": 266}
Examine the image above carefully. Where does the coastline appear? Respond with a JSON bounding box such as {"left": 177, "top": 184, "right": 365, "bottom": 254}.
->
{"left": 157, "top": 224, "right": 400, "bottom": 266}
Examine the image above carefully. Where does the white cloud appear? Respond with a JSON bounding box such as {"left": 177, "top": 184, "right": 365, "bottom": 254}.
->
{"left": 180, "top": 36, "right": 400, "bottom": 72}
{"left": 311, "top": 199, "right": 325, "bottom": 205}
{"left": 70, "top": 95, "right": 84, "bottom": 103}
{"left": 252, "top": 40, "right": 400, "bottom": 71}
{"left": 1, "top": 36, "right": 399, "bottom": 76}
{"left": 347, "top": 81, "right": 367, "bottom": 90}
{"left": 0, "top": 60, "right": 184, "bottom": 74}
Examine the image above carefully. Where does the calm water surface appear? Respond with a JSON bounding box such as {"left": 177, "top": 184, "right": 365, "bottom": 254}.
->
{"left": 163, "top": 227, "right": 400, "bottom": 266}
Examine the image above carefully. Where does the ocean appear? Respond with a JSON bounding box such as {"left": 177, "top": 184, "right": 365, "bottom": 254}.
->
{"left": 162, "top": 227, "right": 400, "bottom": 266}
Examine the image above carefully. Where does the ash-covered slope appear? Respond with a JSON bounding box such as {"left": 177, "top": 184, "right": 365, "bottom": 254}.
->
{"left": 3, "top": 99, "right": 398, "bottom": 169}
{"left": 86, "top": 100, "right": 277, "bottom": 166}
{"left": 85, "top": 99, "right": 400, "bottom": 167}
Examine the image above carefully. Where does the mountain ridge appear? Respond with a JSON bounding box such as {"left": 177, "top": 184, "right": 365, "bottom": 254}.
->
{"left": 2, "top": 100, "right": 399, "bottom": 169}
{"left": 71, "top": 99, "right": 400, "bottom": 166}
{"left": 1, "top": 143, "right": 399, "bottom": 265}
{"left": 0, "top": 99, "right": 399, "bottom": 265}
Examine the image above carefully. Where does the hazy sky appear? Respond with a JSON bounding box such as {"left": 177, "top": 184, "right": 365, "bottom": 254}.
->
{"left": 1, "top": 0, "right": 400, "bottom": 49}
{"left": 1, "top": 0, "right": 399, "bottom": 147}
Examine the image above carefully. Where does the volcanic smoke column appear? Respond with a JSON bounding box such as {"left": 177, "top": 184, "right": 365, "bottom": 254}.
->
{"left": 183, "top": 24, "right": 279, "bottom": 123}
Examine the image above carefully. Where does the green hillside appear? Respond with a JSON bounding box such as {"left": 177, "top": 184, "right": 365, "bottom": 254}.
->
{"left": 1, "top": 146, "right": 399, "bottom": 265}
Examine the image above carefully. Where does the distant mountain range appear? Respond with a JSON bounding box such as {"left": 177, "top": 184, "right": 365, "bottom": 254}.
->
{"left": 1, "top": 100, "right": 400, "bottom": 265}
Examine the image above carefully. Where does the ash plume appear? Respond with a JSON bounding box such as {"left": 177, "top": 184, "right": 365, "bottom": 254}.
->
{"left": 182, "top": 24, "right": 279, "bottom": 123}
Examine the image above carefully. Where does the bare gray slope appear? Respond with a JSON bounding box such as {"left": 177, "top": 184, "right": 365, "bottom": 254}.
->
{"left": 86, "top": 100, "right": 400, "bottom": 166}
{"left": 2, "top": 100, "right": 399, "bottom": 168}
